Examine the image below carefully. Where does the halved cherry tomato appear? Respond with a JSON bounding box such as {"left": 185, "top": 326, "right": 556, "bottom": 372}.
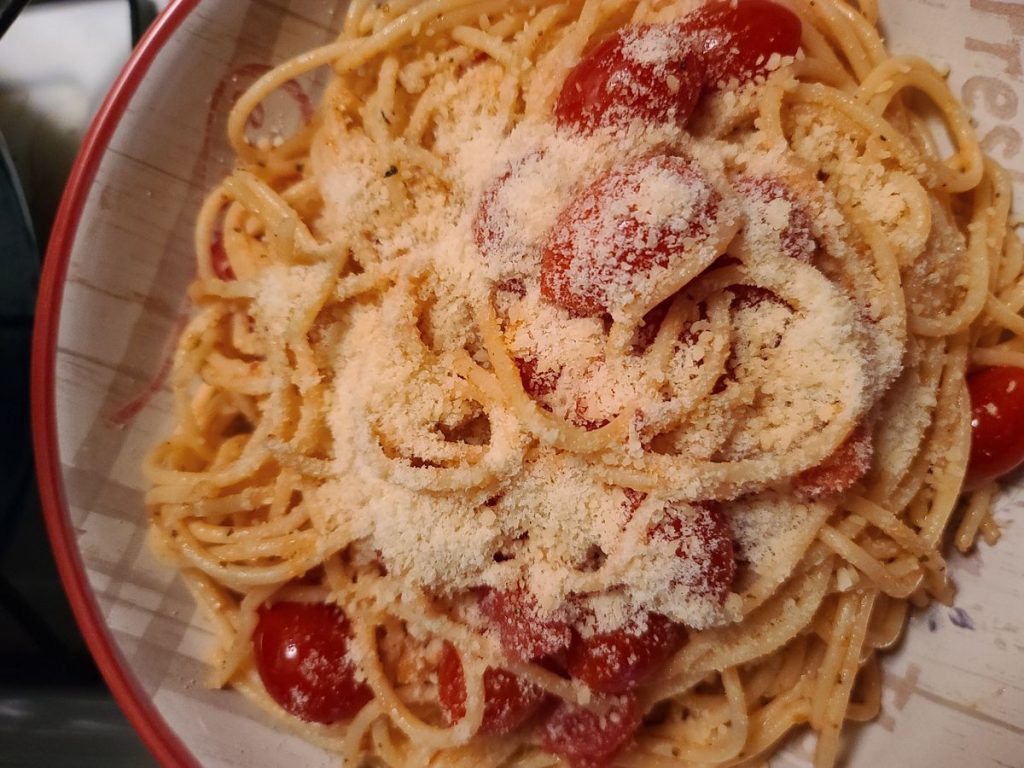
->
{"left": 475, "top": 167, "right": 519, "bottom": 260}
{"left": 621, "top": 495, "right": 736, "bottom": 603}
{"left": 555, "top": 24, "right": 704, "bottom": 131}
{"left": 496, "top": 277, "right": 527, "bottom": 297}
{"left": 253, "top": 602, "right": 372, "bottom": 724}
{"left": 571, "top": 395, "right": 612, "bottom": 432}
{"left": 566, "top": 613, "right": 685, "bottom": 693}
{"left": 540, "top": 692, "right": 642, "bottom": 768}
{"left": 480, "top": 588, "right": 573, "bottom": 664}
{"left": 515, "top": 355, "right": 562, "bottom": 397}
{"left": 793, "top": 423, "right": 873, "bottom": 499}
{"left": 437, "top": 642, "right": 549, "bottom": 735}
{"left": 623, "top": 487, "right": 647, "bottom": 515}
{"left": 475, "top": 151, "right": 547, "bottom": 260}
{"left": 651, "top": 502, "right": 736, "bottom": 603}
{"left": 683, "top": 0, "right": 802, "bottom": 87}
{"left": 966, "top": 366, "right": 1024, "bottom": 487}
{"left": 734, "top": 175, "right": 815, "bottom": 262}
{"left": 541, "top": 155, "right": 722, "bottom": 316}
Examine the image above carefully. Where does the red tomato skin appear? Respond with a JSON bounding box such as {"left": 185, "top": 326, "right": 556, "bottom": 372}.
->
{"left": 651, "top": 502, "right": 736, "bottom": 603}
{"left": 620, "top": 495, "right": 736, "bottom": 602}
{"left": 515, "top": 355, "right": 561, "bottom": 397}
{"left": 571, "top": 396, "right": 611, "bottom": 432}
{"left": 496, "top": 277, "right": 527, "bottom": 297}
{"left": 210, "top": 232, "right": 236, "bottom": 281}
{"left": 252, "top": 602, "right": 372, "bottom": 724}
{"left": 555, "top": 24, "right": 704, "bottom": 132}
{"left": 540, "top": 155, "right": 721, "bottom": 316}
{"left": 437, "top": 643, "right": 549, "bottom": 735}
{"left": 683, "top": 0, "right": 802, "bottom": 87}
{"left": 540, "top": 692, "right": 643, "bottom": 768}
{"left": 474, "top": 168, "right": 514, "bottom": 259}
{"left": 966, "top": 366, "right": 1024, "bottom": 487}
{"left": 474, "top": 151, "right": 546, "bottom": 261}
{"left": 793, "top": 423, "right": 873, "bottom": 499}
{"left": 734, "top": 175, "right": 816, "bottom": 262}
{"left": 480, "top": 589, "right": 573, "bottom": 664}
{"left": 566, "top": 613, "right": 686, "bottom": 693}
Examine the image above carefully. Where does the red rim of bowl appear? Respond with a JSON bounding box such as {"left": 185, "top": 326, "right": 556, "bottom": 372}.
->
{"left": 31, "top": 1, "right": 203, "bottom": 766}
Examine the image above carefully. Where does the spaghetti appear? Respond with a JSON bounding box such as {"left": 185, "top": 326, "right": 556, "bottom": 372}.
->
{"left": 145, "top": 1, "right": 1023, "bottom": 766}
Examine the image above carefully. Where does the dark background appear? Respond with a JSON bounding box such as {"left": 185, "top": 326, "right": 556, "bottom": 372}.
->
{"left": 1, "top": 1, "right": 160, "bottom": 764}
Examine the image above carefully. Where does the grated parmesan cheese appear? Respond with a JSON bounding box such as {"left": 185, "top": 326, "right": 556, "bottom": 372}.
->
{"left": 303, "top": 30, "right": 905, "bottom": 635}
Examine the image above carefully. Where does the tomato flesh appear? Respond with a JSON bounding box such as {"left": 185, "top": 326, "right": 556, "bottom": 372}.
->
{"left": 253, "top": 602, "right": 372, "bottom": 724}
{"left": 734, "top": 175, "right": 816, "bottom": 262}
{"left": 622, "top": 495, "right": 736, "bottom": 603}
{"left": 793, "top": 423, "right": 873, "bottom": 499}
{"left": 515, "top": 355, "right": 561, "bottom": 397}
{"left": 475, "top": 166, "right": 522, "bottom": 261}
{"left": 541, "top": 155, "right": 722, "bottom": 316}
{"left": 437, "top": 642, "right": 549, "bottom": 735}
{"left": 555, "top": 24, "right": 704, "bottom": 132}
{"left": 571, "top": 395, "right": 612, "bottom": 432}
{"left": 651, "top": 502, "right": 736, "bottom": 603}
{"left": 474, "top": 151, "right": 546, "bottom": 261}
{"left": 480, "top": 588, "right": 573, "bottom": 664}
{"left": 566, "top": 612, "right": 685, "bottom": 693}
{"left": 683, "top": 0, "right": 802, "bottom": 87}
{"left": 967, "top": 366, "right": 1024, "bottom": 487}
{"left": 540, "top": 692, "right": 642, "bottom": 768}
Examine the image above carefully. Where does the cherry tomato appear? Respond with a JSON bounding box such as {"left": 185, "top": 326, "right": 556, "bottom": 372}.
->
{"left": 793, "top": 423, "right": 873, "bottom": 499}
{"left": 623, "top": 487, "right": 647, "bottom": 515}
{"left": 437, "top": 643, "right": 549, "bottom": 735}
{"left": 474, "top": 153, "right": 544, "bottom": 261}
{"left": 252, "top": 602, "right": 372, "bottom": 724}
{"left": 651, "top": 502, "right": 736, "bottom": 603}
{"left": 475, "top": 167, "right": 518, "bottom": 260}
{"left": 571, "top": 396, "right": 611, "bottom": 432}
{"left": 480, "top": 589, "right": 573, "bottom": 664}
{"left": 515, "top": 355, "right": 561, "bottom": 397}
{"left": 682, "top": 0, "right": 802, "bottom": 87}
{"left": 966, "top": 366, "right": 1024, "bottom": 487}
{"left": 540, "top": 692, "right": 642, "bottom": 768}
{"left": 727, "top": 284, "right": 787, "bottom": 312}
{"left": 541, "top": 155, "right": 722, "bottom": 316}
{"left": 555, "top": 24, "right": 704, "bottom": 132}
{"left": 496, "top": 277, "right": 527, "bottom": 297}
{"left": 621, "top": 496, "right": 735, "bottom": 603}
{"left": 566, "top": 613, "right": 685, "bottom": 693}
{"left": 734, "top": 175, "right": 815, "bottom": 262}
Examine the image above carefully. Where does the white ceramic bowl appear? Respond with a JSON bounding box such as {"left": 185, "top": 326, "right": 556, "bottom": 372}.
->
{"left": 32, "top": 1, "right": 1024, "bottom": 765}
